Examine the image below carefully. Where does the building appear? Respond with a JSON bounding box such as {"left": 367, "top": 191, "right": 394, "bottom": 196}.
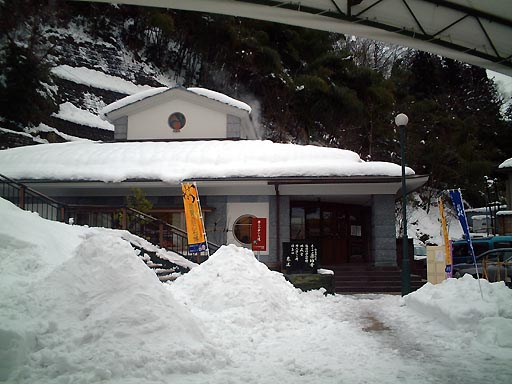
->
{"left": 0, "top": 86, "right": 428, "bottom": 290}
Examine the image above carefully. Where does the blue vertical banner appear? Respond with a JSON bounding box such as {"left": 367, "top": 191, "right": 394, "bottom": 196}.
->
{"left": 449, "top": 189, "right": 484, "bottom": 299}
{"left": 449, "top": 189, "right": 476, "bottom": 266}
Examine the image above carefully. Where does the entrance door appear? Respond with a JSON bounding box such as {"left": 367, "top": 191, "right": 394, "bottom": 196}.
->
{"left": 319, "top": 207, "right": 349, "bottom": 265}
{"left": 290, "top": 202, "right": 370, "bottom": 266}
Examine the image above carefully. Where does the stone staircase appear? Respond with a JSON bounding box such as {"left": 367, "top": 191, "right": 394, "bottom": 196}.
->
{"left": 323, "top": 265, "right": 427, "bottom": 294}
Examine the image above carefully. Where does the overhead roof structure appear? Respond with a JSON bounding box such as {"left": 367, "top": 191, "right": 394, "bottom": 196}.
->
{"left": 79, "top": 0, "right": 512, "bottom": 76}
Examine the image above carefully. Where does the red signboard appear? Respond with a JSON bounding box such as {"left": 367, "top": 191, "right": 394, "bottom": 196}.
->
{"left": 251, "top": 217, "right": 267, "bottom": 251}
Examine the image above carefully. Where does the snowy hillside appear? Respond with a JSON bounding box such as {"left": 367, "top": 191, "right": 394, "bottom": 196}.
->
{"left": 1, "top": 198, "right": 511, "bottom": 383}
{"left": 1, "top": 17, "right": 177, "bottom": 146}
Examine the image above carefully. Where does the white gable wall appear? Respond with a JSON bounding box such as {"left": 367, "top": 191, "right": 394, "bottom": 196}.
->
{"left": 127, "top": 98, "right": 228, "bottom": 140}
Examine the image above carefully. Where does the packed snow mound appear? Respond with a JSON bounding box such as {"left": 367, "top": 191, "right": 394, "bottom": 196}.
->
{"left": 0, "top": 199, "right": 84, "bottom": 288}
{"left": 405, "top": 275, "right": 512, "bottom": 347}
{"left": 170, "top": 245, "right": 308, "bottom": 326}
{"left": 2, "top": 234, "right": 222, "bottom": 383}
{"left": 0, "top": 199, "right": 223, "bottom": 382}
{"left": 2, "top": 198, "right": 512, "bottom": 382}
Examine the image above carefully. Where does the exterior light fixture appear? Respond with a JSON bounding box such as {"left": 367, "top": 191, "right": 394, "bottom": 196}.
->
{"left": 395, "top": 113, "right": 411, "bottom": 296}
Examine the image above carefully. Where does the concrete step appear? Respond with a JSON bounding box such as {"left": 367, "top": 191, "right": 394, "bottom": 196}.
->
{"left": 323, "top": 264, "right": 426, "bottom": 293}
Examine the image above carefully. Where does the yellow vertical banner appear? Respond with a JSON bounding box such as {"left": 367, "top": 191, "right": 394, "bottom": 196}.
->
{"left": 439, "top": 198, "right": 452, "bottom": 277}
{"left": 181, "top": 183, "right": 207, "bottom": 253}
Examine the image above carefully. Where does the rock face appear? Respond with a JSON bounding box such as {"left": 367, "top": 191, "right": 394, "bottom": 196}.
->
{"left": 2, "top": 16, "right": 171, "bottom": 148}
{"left": 0, "top": 130, "right": 41, "bottom": 150}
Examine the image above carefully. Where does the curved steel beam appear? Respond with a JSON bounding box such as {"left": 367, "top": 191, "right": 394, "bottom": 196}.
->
{"left": 74, "top": 0, "right": 512, "bottom": 76}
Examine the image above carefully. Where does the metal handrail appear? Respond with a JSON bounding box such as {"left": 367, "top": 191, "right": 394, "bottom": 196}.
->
{"left": 0, "top": 174, "right": 220, "bottom": 260}
{"left": 0, "top": 174, "right": 64, "bottom": 206}
{"left": 126, "top": 206, "right": 188, "bottom": 237}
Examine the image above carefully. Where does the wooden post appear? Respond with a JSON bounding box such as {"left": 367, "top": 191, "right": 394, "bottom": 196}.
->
{"left": 121, "top": 207, "right": 127, "bottom": 230}
{"left": 19, "top": 186, "right": 25, "bottom": 209}
{"left": 159, "top": 223, "right": 164, "bottom": 247}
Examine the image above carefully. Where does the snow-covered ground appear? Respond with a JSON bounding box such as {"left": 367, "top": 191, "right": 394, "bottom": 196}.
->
{"left": 1, "top": 197, "right": 511, "bottom": 384}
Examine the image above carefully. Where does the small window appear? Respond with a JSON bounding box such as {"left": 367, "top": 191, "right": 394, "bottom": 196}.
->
{"left": 233, "top": 215, "right": 254, "bottom": 245}
{"left": 351, "top": 225, "right": 362, "bottom": 237}
{"left": 168, "top": 112, "right": 186, "bottom": 132}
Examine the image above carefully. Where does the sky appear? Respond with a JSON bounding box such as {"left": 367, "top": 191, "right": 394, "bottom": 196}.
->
{"left": 1, "top": 197, "right": 511, "bottom": 383}
{"left": 487, "top": 70, "right": 512, "bottom": 114}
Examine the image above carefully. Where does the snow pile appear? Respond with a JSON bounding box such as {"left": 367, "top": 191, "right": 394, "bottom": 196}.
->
{"left": 53, "top": 102, "right": 114, "bottom": 131}
{"left": 19, "top": 235, "right": 217, "bottom": 381}
{"left": 499, "top": 157, "right": 512, "bottom": 169}
{"left": 405, "top": 275, "right": 512, "bottom": 347}
{"left": 0, "top": 140, "right": 414, "bottom": 182}
{"left": 0, "top": 199, "right": 221, "bottom": 383}
{"left": 0, "top": 199, "right": 83, "bottom": 287}
{"left": 170, "top": 245, "right": 307, "bottom": 326}
{"left": 2, "top": 198, "right": 512, "bottom": 383}
{"left": 51, "top": 65, "right": 153, "bottom": 95}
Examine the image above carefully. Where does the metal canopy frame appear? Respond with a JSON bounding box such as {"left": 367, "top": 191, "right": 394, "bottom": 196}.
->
{"left": 77, "top": 0, "right": 512, "bottom": 76}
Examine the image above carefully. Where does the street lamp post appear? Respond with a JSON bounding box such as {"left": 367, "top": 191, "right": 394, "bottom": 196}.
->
{"left": 395, "top": 113, "right": 411, "bottom": 296}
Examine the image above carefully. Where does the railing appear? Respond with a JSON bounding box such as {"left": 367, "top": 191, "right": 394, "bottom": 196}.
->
{"left": 0, "top": 173, "right": 220, "bottom": 262}
{"left": 482, "top": 256, "right": 512, "bottom": 284}
{"left": 0, "top": 174, "right": 66, "bottom": 221}
{"left": 115, "top": 206, "right": 219, "bottom": 262}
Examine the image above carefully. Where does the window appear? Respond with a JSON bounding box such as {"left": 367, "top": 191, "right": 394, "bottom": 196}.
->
{"left": 473, "top": 243, "right": 490, "bottom": 256}
{"left": 351, "top": 225, "right": 362, "bottom": 237}
{"left": 350, "top": 215, "right": 362, "bottom": 237}
{"left": 306, "top": 207, "right": 321, "bottom": 237}
{"left": 168, "top": 112, "right": 186, "bottom": 132}
{"left": 233, "top": 214, "right": 254, "bottom": 245}
{"left": 290, "top": 207, "right": 305, "bottom": 240}
{"left": 494, "top": 241, "right": 512, "bottom": 249}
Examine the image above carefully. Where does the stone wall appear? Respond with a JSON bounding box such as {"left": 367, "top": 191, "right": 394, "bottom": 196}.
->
{"left": 371, "top": 195, "right": 397, "bottom": 266}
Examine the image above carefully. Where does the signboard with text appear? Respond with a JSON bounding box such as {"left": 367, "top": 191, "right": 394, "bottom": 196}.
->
{"left": 251, "top": 217, "right": 267, "bottom": 251}
{"left": 282, "top": 241, "right": 319, "bottom": 273}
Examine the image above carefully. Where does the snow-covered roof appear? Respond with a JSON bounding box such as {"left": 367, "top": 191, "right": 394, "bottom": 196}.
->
{"left": 100, "top": 87, "right": 168, "bottom": 118}
{"left": 187, "top": 87, "right": 252, "bottom": 112}
{"left": 0, "top": 140, "right": 414, "bottom": 183}
{"left": 101, "top": 86, "right": 251, "bottom": 120}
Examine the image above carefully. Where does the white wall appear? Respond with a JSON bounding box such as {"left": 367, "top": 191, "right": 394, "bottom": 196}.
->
{"left": 127, "top": 99, "right": 227, "bottom": 140}
{"left": 226, "top": 202, "right": 269, "bottom": 255}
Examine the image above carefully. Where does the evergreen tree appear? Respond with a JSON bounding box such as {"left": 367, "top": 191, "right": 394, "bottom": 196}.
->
{"left": 390, "top": 51, "right": 510, "bottom": 206}
{"left": 0, "top": 0, "right": 59, "bottom": 129}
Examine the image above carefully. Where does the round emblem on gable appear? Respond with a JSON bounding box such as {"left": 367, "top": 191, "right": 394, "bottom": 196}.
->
{"left": 168, "top": 112, "right": 186, "bottom": 132}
